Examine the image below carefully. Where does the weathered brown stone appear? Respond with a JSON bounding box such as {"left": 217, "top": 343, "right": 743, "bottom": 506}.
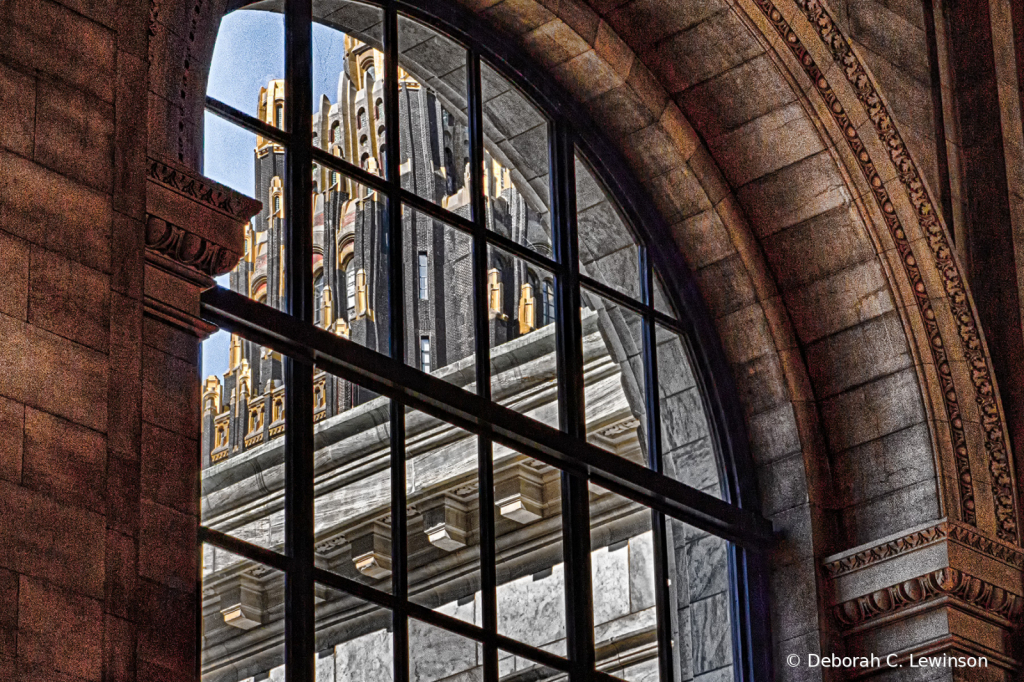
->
{"left": 142, "top": 345, "right": 199, "bottom": 438}
{"left": 0, "top": 152, "right": 112, "bottom": 273}
{"left": 0, "top": 231, "right": 29, "bottom": 321}
{"left": 105, "top": 453, "right": 140, "bottom": 537}
{"left": 0, "top": 396, "right": 23, "bottom": 485}
{"left": 138, "top": 501, "right": 196, "bottom": 592}
{"left": 0, "top": 567, "right": 16, "bottom": 662}
{"left": 113, "top": 51, "right": 150, "bottom": 221}
{"left": 18, "top": 575, "right": 103, "bottom": 681}
{"left": 0, "top": 313, "right": 109, "bottom": 433}
{"left": 104, "top": 612, "right": 137, "bottom": 682}
{"left": 23, "top": 408, "right": 107, "bottom": 514}
{"left": 141, "top": 422, "right": 198, "bottom": 516}
{"left": 0, "top": 0, "right": 115, "bottom": 103}
{"left": 104, "top": 531, "right": 137, "bottom": 622}
{"left": 34, "top": 78, "right": 115, "bottom": 193}
{"left": 134, "top": 579, "right": 195, "bottom": 679}
{"left": 0, "top": 480, "right": 105, "bottom": 599}
{"left": 0, "top": 61, "right": 36, "bottom": 157}
{"left": 108, "top": 292, "right": 143, "bottom": 461}
{"left": 28, "top": 246, "right": 111, "bottom": 353}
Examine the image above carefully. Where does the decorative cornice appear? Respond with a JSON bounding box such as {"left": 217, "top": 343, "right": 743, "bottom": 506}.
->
{"left": 833, "top": 568, "right": 1024, "bottom": 628}
{"left": 749, "top": 0, "right": 1019, "bottom": 543}
{"left": 146, "top": 215, "right": 240, "bottom": 277}
{"left": 147, "top": 157, "right": 260, "bottom": 222}
{"left": 823, "top": 521, "right": 1024, "bottom": 579}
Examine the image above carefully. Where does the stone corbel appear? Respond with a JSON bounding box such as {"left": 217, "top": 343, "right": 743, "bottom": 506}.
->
{"left": 350, "top": 520, "right": 392, "bottom": 579}
{"left": 144, "top": 155, "right": 262, "bottom": 338}
{"left": 822, "top": 519, "right": 1024, "bottom": 673}
{"left": 495, "top": 463, "right": 546, "bottom": 524}
{"left": 422, "top": 495, "right": 470, "bottom": 552}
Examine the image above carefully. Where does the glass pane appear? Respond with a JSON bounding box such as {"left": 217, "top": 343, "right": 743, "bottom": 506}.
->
{"left": 493, "top": 448, "right": 566, "bottom": 656}
{"left": 208, "top": 9, "right": 284, "bottom": 120}
{"left": 316, "top": 584, "right": 394, "bottom": 682}
{"left": 402, "top": 207, "right": 476, "bottom": 391}
{"left": 313, "top": 2, "right": 387, "bottom": 178}
{"left": 313, "top": 387, "right": 393, "bottom": 592}
{"left": 200, "top": 337, "right": 287, "bottom": 552}
{"left": 204, "top": 115, "right": 288, "bottom": 311}
{"left": 653, "top": 275, "right": 674, "bottom": 319}
{"left": 656, "top": 326, "right": 718, "bottom": 497}
{"left": 312, "top": 168, "right": 391, "bottom": 355}
{"left": 481, "top": 61, "right": 552, "bottom": 257}
{"left": 666, "top": 519, "right": 733, "bottom": 682}
{"left": 581, "top": 288, "right": 647, "bottom": 464}
{"left": 201, "top": 544, "right": 285, "bottom": 681}
{"left": 398, "top": 15, "right": 468, "bottom": 209}
{"left": 487, "top": 245, "right": 559, "bottom": 429}
{"left": 575, "top": 153, "right": 640, "bottom": 301}
{"left": 406, "top": 412, "right": 480, "bottom": 624}
{"left": 410, "top": 618, "right": 483, "bottom": 682}
{"left": 499, "top": 650, "right": 564, "bottom": 682}
{"left": 588, "top": 487, "right": 660, "bottom": 682}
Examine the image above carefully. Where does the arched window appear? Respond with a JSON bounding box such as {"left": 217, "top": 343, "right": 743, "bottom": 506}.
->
{"left": 200, "top": 5, "right": 771, "bottom": 682}
{"left": 313, "top": 271, "right": 324, "bottom": 325}
{"left": 330, "top": 120, "right": 339, "bottom": 143}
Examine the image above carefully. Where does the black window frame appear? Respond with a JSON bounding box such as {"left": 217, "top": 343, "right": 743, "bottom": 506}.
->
{"left": 200, "top": 2, "right": 775, "bottom": 682}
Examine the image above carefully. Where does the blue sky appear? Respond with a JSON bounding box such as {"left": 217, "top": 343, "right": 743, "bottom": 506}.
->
{"left": 201, "top": 9, "right": 350, "bottom": 380}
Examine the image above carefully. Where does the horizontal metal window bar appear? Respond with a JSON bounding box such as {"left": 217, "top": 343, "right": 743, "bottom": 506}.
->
{"left": 201, "top": 287, "right": 775, "bottom": 549}
{"left": 201, "top": 526, "right": 573, "bottom": 674}
{"left": 200, "top": 525, "right": 291, "bottom": 573}
{"left": 578, "top": 274, "right": 689, "bottom": 337}
{"left": 206, "top": 96, "right": 292, "bottom": 148}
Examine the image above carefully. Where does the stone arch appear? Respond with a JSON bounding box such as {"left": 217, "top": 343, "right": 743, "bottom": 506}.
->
{"left": 147, "top": 0, "right": 1024, "bottom": 675}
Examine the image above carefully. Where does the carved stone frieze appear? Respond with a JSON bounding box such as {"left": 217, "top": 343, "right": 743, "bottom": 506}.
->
{"left": 145, "top": 154, "right": 261, "bottom": 280}
{"left": 824, "top": 521, "right": 1024, "bottom": 579}
{"left": 748, "top": 0, "right": 1019, "bottom": 542}
{"left": 834, "top": 568, "right": 1024, "bottom": 629}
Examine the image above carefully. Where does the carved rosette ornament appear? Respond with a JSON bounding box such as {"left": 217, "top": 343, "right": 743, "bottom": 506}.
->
{"left": 144, "top": 155, "right": 261, "bottom": 336}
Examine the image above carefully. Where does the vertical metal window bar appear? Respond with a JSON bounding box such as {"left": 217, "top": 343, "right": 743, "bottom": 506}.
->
{"left": 282, "top": 1, "right": 315, "bottom": 682}
{"left": 467, "top": 49, "right": 499, "bottom": 682}
{"left": 383, "top": 7, "right": 410, "bottom": 682}
{"left": 640, "top": 245, "right": 676, "bottom": 682}
{"left": 549, "top": 122, "right": 595, "bottom": 681}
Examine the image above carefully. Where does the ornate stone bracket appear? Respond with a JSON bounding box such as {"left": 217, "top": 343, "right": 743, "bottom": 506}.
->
{"left": 144, "top": 154, "right": 261, "bottom": 338}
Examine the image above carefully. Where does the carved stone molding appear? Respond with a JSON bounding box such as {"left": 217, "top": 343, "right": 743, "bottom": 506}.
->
{"left": 144, "top": 154, "right": 261, "bottom": 337}
{"left": 747, "top": 0, "right": 1020, "bottom": 542}
{"left": 834, "top": 568, "right": 1024, "bottom": 630}
{"left": 824, "top": 521, "right": 1024, "bottom": 579}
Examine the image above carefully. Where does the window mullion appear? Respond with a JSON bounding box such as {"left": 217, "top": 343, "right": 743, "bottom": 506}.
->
{"left": 282, "top": 0, "right": 314, "bottom": 681}
{"left": 467, "top": 49, "right": 499, "bottom": 682}
{"left": 383, "top": 7, "right": 410, "bottom": 682}
{"left": 550, "top": 120, "right": 594, "bottom": 681}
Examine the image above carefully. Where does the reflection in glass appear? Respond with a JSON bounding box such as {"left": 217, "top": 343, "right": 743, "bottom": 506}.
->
{"left": 575, "top": 153, "right": 640, "bottom": 301}
{"left": 481, "top": 61, "right": 553, "bottom": 255}
{"left": 493, "top": 448, "right": 565, "bottom": 655}
{"left": 581, "top": 288, "right": 647, "bottom": 463}
{"left": 588, "top": 487, "right": 660, "bottom": 682}
{"left": 406, "top": 414, "right": 480, "bottom": 624}
{"left": 201, "top": 545, "right": 285, "bottom": 681}
{"left": 199, "top": 336, "right": 287, "bottom": 553}
{"left": 313, "top": 391, "right": 393, "bottom": 592}
{"left": 488, "top": 246, "right": 559, "bottom": 428}
{"left": 402, "top": 208, "right": 476, "bottom": 391}
{"left": 499, "top": 650, "right": 565, "bottom": 682}
{"left": 315, "top": 584, "right": 394, "bottom": 682}
{"left": 398, "top": 15, "right": 468, "bottom": 209}
{"left": 410, "top": 619, "right": 484, "bottom": 682}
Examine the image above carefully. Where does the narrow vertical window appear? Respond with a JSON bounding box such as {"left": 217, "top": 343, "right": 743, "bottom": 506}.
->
{"left": 274, "top": 101, "right": 284, "bottom": 129}
{"left": 420, "top": 335, "right": 431, "bottom": 373}
{"left": 418, "top": 251, "right": 429, "bottom": 300}
{"left": 346, "top": 266, "right": 356, "bottom": 320}
{"left": 542, "top": 279, "right": 554, "bottom": 326}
